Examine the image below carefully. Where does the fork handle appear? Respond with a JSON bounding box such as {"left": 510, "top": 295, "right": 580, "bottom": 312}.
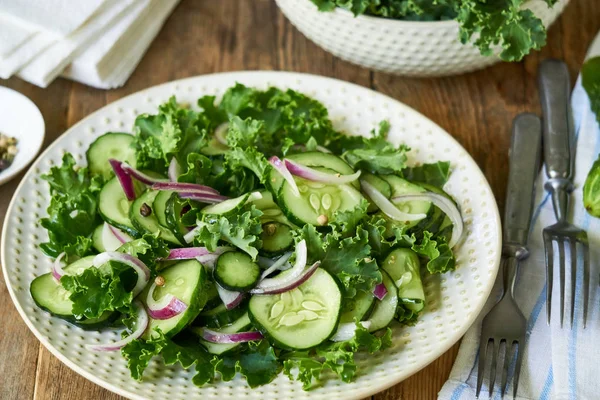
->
{"left": 502, "top": 256, "right": 520, "bottom": 299}
{"left": 545, "top": 178, "right": 573, "bottom": 223}
{"left": 538, "top": 59, "right": 574, "bottom": 180}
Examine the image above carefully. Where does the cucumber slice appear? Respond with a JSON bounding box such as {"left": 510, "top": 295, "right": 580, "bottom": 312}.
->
{"left": 165, "top": 192, "right": 192, "bottom": 245}
{"left": 92, "top": 224, "right": 106, "bottom": 253}
{"left": 287, "top": 152, "right": 359, "bottom": 189}
{"left": 214, "top": 251, "right": 260, "bottom": 292}
{"left": 129, "top": 190, "right": 180, "bottom": 245}
{"left": 200, "top": 137, "right": 229, "bottom": 156}
{"left": 261, "top": 222, "right": 293, "bottom": 254}
{"left": 362, "top": 173, "right": 392, "bottom": 213}
{"left": 202, "top": 192, "right": 252, "bottom": 216}
{"left": 153, "top": 190, "right": 174, "bottom": 228}
{"left": 144, "top": 259, "right": 210, "bottom": 339}
{"left": 98, "top": 176, "right": 140, "bottom": 236}
{"left": 266, "top": 152, "right": 359, "bottom": 198}
{"left": 30, "top": 256, "right": 116, "bottom": 328}
{"left": 367, "top": 270, "right": 398, "bottom": 332}
{"left": 196, "top": 302, "right": 248, "bottom": 328}
{"left": 253, "top": 190, "right": 294, "bottom": 226}
{"left": 249, "top": 268, "right": 342, "bottom": 350}
{"left": 86, "top": 132, "right": 136, "bottom": 180}
{"left": 279, "top": 178, "right": 365, "bottom": 227}
{"left": 382, "top": 248, "right": 425, "bottom": 310}
{"left": 74, "top": 311, "right": 120, "bottom": 330}
{"left": 191, "top": 313, "right": 252, "bottom": 355}
{"left": 339, "top": 289, "right": 376, "bottom": 324}
{"left": 380, "top": 175, "right": 432, "bottom": 229}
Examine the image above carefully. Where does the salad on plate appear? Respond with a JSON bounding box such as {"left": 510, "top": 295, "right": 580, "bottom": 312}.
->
{"left": 29, "top": 83, "right": 463, "bottom": 389}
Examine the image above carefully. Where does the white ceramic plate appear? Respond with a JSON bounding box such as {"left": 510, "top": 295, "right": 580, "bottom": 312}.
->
{"left": 0, "top": 86, "right": 45, "bottom": 186}
{"left": 1, "top": 72, "right": 501, "bottom": 400}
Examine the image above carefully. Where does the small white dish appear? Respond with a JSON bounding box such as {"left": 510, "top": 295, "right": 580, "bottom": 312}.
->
{"left": 0, "top": 86, "right": 45, "bottom": 186}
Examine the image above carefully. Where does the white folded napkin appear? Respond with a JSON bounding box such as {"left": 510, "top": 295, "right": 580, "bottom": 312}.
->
{"left": 439, "top": 42, "right": 600, "bottom": 399}
{"left": 62, "top": 0, "right": 179, "bottom": 89}
{"left": 16, "top": 0, "right": 135, "bottom": 88}
{"left": 0, "top": 0, "right": 107, "bottom": 37}
{"left": 0, "top": 14, "right": 35, "bottom": 57}
{"left": 0, "top": 33, "right": 55, "bottom": 79}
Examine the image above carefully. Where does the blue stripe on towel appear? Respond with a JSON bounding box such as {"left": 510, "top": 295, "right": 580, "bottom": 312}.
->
{"left": 540, "top": 367, "right": 553, "bottom": 400}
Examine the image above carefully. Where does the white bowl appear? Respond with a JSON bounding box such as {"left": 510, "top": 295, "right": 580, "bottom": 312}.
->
{"left": 275, "top": 0, "right": 569, "bottom": 77}
{"left": 0, "top": 86, "right": 45, "bottom": 186}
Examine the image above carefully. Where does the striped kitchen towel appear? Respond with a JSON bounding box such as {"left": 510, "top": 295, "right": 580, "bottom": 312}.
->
{"left": 438, "top": 57, "right": 600, "bottom": 400}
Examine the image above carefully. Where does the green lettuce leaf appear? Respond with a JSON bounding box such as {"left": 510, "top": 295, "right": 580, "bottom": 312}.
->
{"left": 299, "top": 225, "right": 382, "bottom": 298}
{"left": 402, "top": 161, "right": 451, "bottom": 188}
{"left": 583, "top": 155, "right": 600, "bottom": 218}
{"left": 582, "top": 56, "right": 600, "bottom": 124}
{"left": 342, "top": 121, "right": 409, "bottom": 174}
{"left": 122, "top": 332, "right": 280, "bottom": 389}
{"left": 133, "top": 97, "right": 209, "bottom": 173}
{"left": 40, "top": 153, "right": 103, "bottom": 259}
{"left": 117, "top": 234, "right": 170, "bottom": 275}
{"left": 412, "top": 231, "right": 456, "bottom": 274}
{"left": 191, "top": 204, "right": 263, "bottom": 259}
{"left": 60, "top": 260, "right": 135, "bottom": 319}
{"left": 283, "top": 322, "right": 392, "bottom": 390}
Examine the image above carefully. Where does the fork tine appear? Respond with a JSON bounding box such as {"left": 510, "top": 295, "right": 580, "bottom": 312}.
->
{"left": 544, "top": 235, "right": 554, "bottom": 325}
{"left": 500, "top": 340, "right": 512, "bottom": 398}
{"left": 569, "top": 240, "right": 577, "bottom": 328}
{"left": 476, "top": 338, "right": 489, "bottom": 398}
{"left": 583, "top": 244, "right": 590, "bottom": 328}
{"left": 513, "top": 340, "right": 524, "bottom": 399}
{"left": 558, "top": 240, "right": 566, "bottom": 327}
{"left": 489, "top": 340, "right": 500, "bottom": 398}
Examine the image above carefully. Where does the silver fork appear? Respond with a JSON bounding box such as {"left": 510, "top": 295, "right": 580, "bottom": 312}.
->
{"left": 476, "top": 113, "right": 542, "bottom": 399}
{"left": 538, "top": 59, "right": 591, "bottom": 328}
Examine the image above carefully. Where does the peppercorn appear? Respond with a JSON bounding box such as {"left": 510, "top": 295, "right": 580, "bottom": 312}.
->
{"left": 140, "top": 203, "right": 152, "bottom": 217}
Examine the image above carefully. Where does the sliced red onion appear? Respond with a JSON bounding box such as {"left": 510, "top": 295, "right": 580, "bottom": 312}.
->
{"left": 101, "top": 223, "right": 125, "bottom": 251}
{"left": 51, "top": 252, "right": 67, "bottom": 282}
{"left": 108, "top": 224, "right": 133, "bottom": 244}
{"left": 284, "top": 159, "right": 361, "bottom": 185}
{"left": 373, "top": 283, "right": 388, "bottom": 301}
{"left": 200, "top": 328, "right": 263, "bottom": 344}
{"left": 269, "top": 156, "right": 299, "bottom": 196}
{"left": 165, "top": 246, "right": 232, "bottom": 260}
{"left": 392, "top": 193, "right": 464, "bottom": 247}
{"left": 184, "top": 226, "right": 200, "bottom": 244}
{"left": 146, "top": 282, "right": 188, "bottom": 320}
{"left": 361, "top": 180, "right": 426, "bottom": 222}
{"left": 255, "top": 240, "right": 306, "bottom": 289}
{"left": 152, "top": 181, "right": 220, "bottom": 195}
{"left": 196, "top": 254, "right": 220, "bottom": 268}
{"left": 214, "top": 122, "right": 229, "bottom": 146}
{"left": 121, "top": 162, "right": 168, "bottom": 185}
{"left": 216, "top": 284, "right": 244, "bottom": 310}
{"left": 109, "top": 159, "right": 136, "bottom": 201}
{"left": 179, "top": 191, "right": 229, "bottom": 204}
{"left": 330, "top": 321, "right": 372, "bottom": 342}
{"left": 250, "top": 261, "right": 320, "bottom": 295}
{"left": 93, "top": 252, "right": 150, "bottom": 297}
{"left": 260, "top": 252, "right": 293, "bottom": 280}
{"left": 168, "top": 157, "right": 182, "bottom": 182}
{"left": 86, "top": 301, "right": 148, "bottom": 352}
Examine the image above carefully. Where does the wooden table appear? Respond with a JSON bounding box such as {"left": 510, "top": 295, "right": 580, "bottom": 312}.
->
{"left": 1, "top": 1, "right": 598, "bottom": 399}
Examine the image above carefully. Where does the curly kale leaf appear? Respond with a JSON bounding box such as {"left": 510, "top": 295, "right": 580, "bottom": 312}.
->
{"left": 40, "top": 153, "right": 103, "bottom": 259}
